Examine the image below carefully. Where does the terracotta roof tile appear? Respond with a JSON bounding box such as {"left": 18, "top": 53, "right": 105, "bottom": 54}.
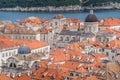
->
{"left": 67, "top": 18, "right": 82, "bottom": 23}
{"left": 0, "top": 74, "right": 13, "bottom": 80}
{"left": 13, "top": 73, "right": 31, "bottom": 80}
{"left": 99, "top": 17, "right": 120, "bottom": 27}
{"left": 13, "top": 39, "right": 48, "bottom": 49}
{"left": 5, "top": 24, "right": 15, "bottom": 30}
{"left": 19, "top": 16, "right": 42, "bottom": 26}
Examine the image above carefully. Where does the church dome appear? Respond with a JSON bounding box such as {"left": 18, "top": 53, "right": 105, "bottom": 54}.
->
{"left": 85, "top": 10, "right": 98, "bottom": 22}
{"left": 18, "top": 45, "right": 31, "bottom": 54}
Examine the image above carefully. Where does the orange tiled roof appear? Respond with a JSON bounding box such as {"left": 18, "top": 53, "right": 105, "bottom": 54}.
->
{"left": 53, "top": 14, "right": 65, "bottom": 19}
{"left": 0, "top": 35, "right": 16, "bottom": 49}
{"left": 0, "top": 20, "right": 3, "bottom": 25}
{"left": 75, "top": 66, "right": 87, "bottom": 73}
{"left": 45, "top": 26, "right": 52, "bottom": 31}
{"left": 107, "top": 40, "right": 120, "bottom": 49}
{"left": 38, "top": 26, "right": 52, "bottom": 34}
{"left": 99, "top": 17, "right": 120, "bottom": 27}
{"left": 5, "top": 24, "right": 15, "bottom": 30}
{"left": 0, "top": 74, "right": 13, "bottom": 80}
{"left": 0, "top": 35, "right": 48, "bottom": 50}
{"left": 8, "top": 41, "right": 106, "bottom": 80}
{"left": 67, "top": 18, "right": 81, "bottom": 23}
{"left": 59, "top": 25, "right": 64, "bottom": 30}
{"left": 14, "top": 73, "right": 31, "bottom": 80}
{"left": 102, "top": 28, "right": 120, "bottom": 38}
{"left": 13, "top": 39, "right": 48, "bottom": 49}
{"left": 37, "top": 60, "right": 49, "bottom": 68}
{"left": 85, "top": 76, "right": 97, "bottom": 80}
{"left": 0, "top": 35, "right": 10, "bottom": 40}
{"left": 19, "top": 16, "right": 42, "bottom": 24}
{"left": 41, "top": 17, "right": 48, "bottom": 23}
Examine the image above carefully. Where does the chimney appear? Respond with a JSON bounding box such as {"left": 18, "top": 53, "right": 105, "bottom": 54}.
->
{"left": 18, "top": 73, "right": 21, "bottom": 77}
{"left": 27, "top": 71, "right": 31, "bottom": 76}
{"left": 63, "top": 49, "right": 68, "bottom": 54}
{"left": 10, "top": 73, "right": 15, "bottom": 78}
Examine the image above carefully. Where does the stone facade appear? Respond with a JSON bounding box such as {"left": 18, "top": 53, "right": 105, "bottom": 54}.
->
{"left": 84, "top": 22, "right": 98, "bottom": 33}
{"left": 4, "top": 26, "right": 41, "bottom": 41}
{"left": 50, "top": 14, "right": 67, "bottom": 28}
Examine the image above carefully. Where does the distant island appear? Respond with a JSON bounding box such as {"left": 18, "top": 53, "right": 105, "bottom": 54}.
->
{"left": 0, "top": 0, "right": 120, "bottom": 11}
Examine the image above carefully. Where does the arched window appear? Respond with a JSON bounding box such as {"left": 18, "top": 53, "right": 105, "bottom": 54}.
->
{"left": 106, "top": 52, "right": 109, "bottom": 56}
{"left": 10, "top": 63, "right": 16, "bottom": 68}
{"left": 59, "top": 37, "right": 63, "bottom": 41}
{"left": 65, "top": 37, "right": 69, "bottom": 41}
{"left": 72, "top": 37, "right": 75, "bottom": 41}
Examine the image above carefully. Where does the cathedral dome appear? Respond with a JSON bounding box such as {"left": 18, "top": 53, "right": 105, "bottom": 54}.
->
{"left": 18, "top": 45, "right": 31, "bottom": 54}
{"left": 85, "top": 10, "right": 98, "bottom": 22}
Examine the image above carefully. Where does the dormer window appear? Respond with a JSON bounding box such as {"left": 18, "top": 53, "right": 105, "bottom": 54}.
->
{"left": 65, "top": 77, "right": 70, "bottom": 80}
{"left": 77, "top": 56, "right": 82, "bottom": 61}
{"left": 89, "top": 59, "right": 94, "bottom": 63}
{"left": 70, "top": 72, "right": 74, "bottom": 76}
{"left": 85, "top": 58, "right": 90, "bottom": 63}
{"left": 106, "top": 44, "right": 110, "bottom": 47}
{"left": 63, "top": 49, "right": 68, "bottom": 54}
{"left": 71, "top": 56, "right": 75, "bottom": 61}
{"left": 88, "top": 66, "right": 93, "bottom": 71}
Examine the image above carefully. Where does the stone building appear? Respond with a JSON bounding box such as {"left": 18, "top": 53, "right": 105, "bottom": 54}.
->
{"left": 99, "top": 17, "right": 120, "bottom": 31}
{"left": 56, "top": 30, "right": 95, "bottom": 48}
{"left": 49, "top": 14, "right": 67, "bottom": 28}
{"left": 2, "top": 45, "right": 48, "bottom": 75}
{"left": 0, "top": 35, "right": 50, "bottom": 73}
{"left": 55, "top": 10, "right": 98, "bottom": 48}
{"left": 39, "top": 26, "right": 55, "bottom": 50}
{"left": 0, "top": 36, "right": 18, "bottom": 70}
{"left": 96, "top": 32, "right": 116, "bottom": 43}
{"left": 4, "top": 26, "right": 41, "bottom": 41}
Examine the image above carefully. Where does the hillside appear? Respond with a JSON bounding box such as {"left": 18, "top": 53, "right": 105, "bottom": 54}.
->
{"left": 82, "top": 0, "right": 120, "bottom": 6}
{"left": 0, "top": 0, "right": 119, "bottom": 8}
{"left": 0, "top": 0, "right": 80, "bottom": 8}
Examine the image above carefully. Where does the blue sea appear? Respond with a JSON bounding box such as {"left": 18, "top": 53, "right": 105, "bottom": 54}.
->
{"left": 0, "top": 10, "right": 120, "bottom": 22}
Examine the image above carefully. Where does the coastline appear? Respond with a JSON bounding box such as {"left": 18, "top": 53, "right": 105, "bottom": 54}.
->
{"left": 0, "top": 5, "right": 119, "bottom": 12}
